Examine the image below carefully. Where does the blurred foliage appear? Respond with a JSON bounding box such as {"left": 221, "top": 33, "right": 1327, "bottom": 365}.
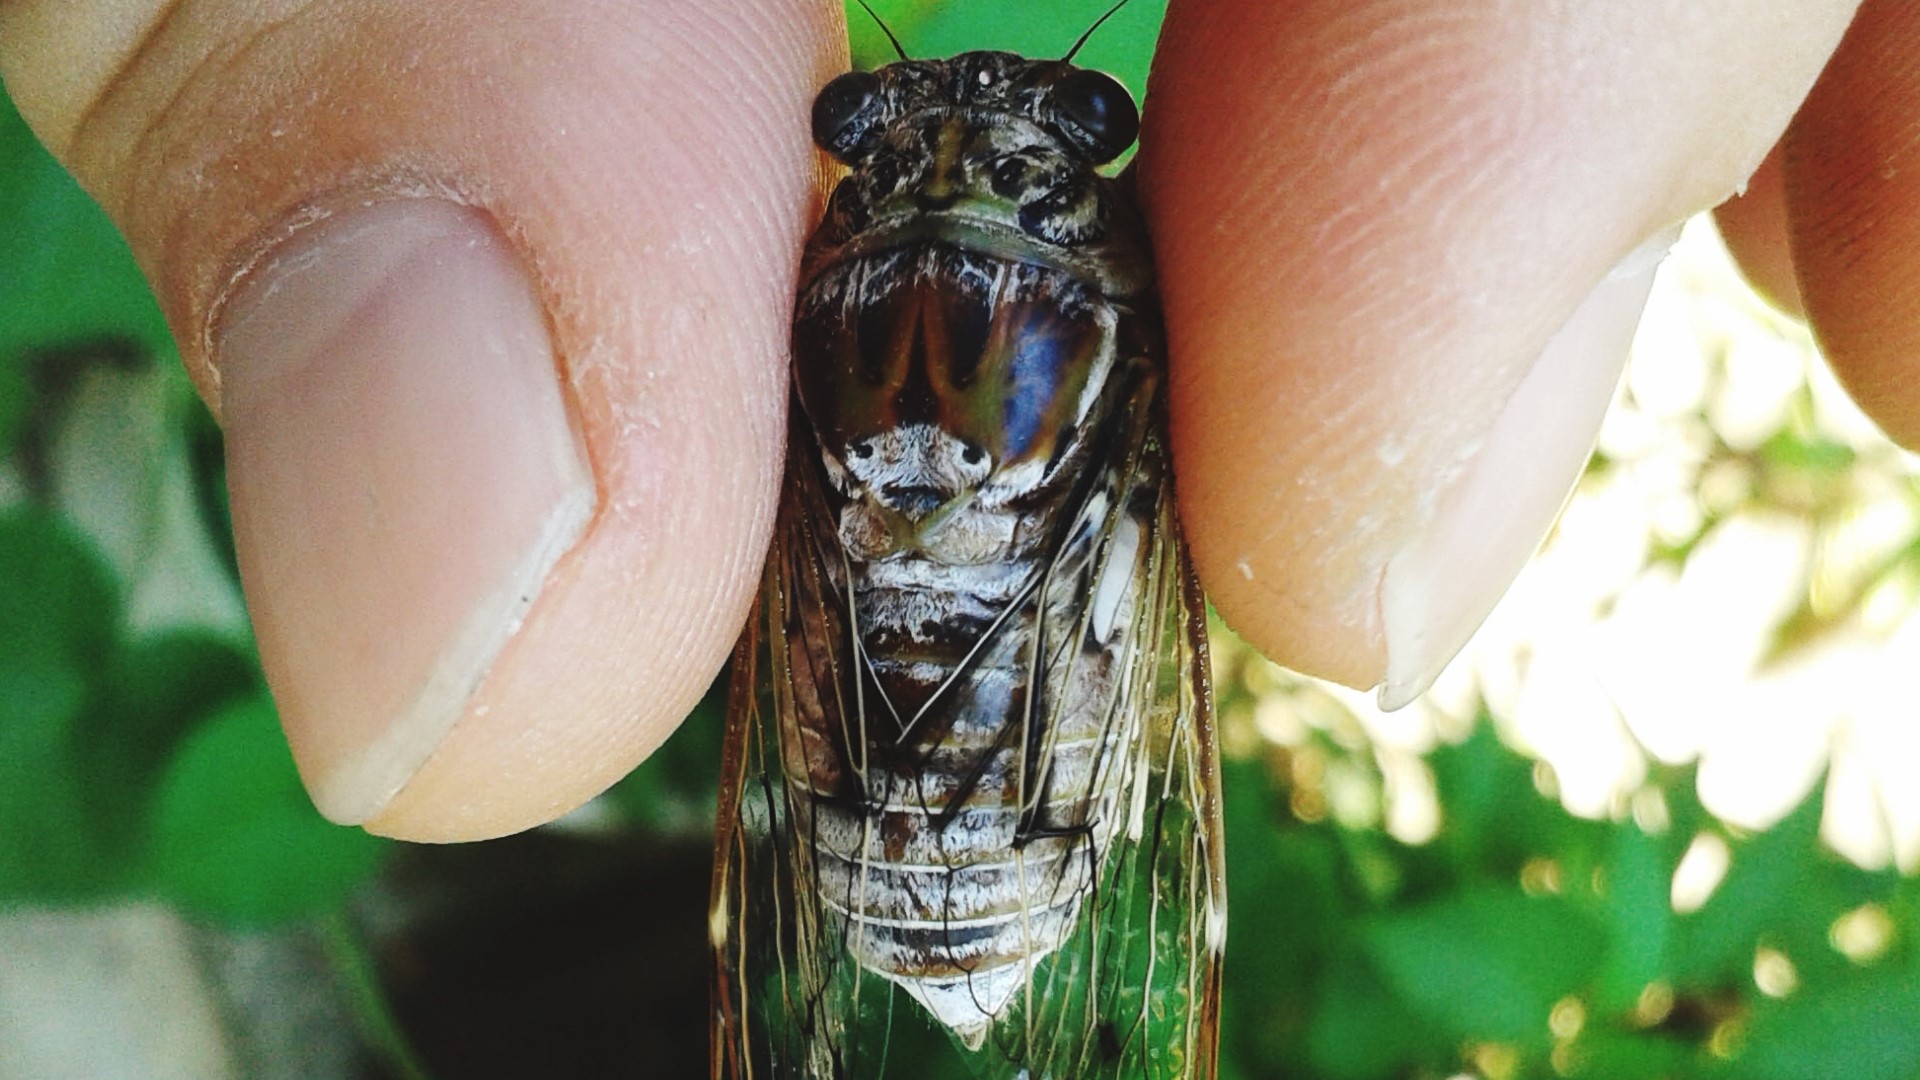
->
{"left": 0, "top": 99, "right": 178, "bottom": 374}
{"left": 1211, "top": 643, "right": 1916, "bottom": 1079}
{"left": 849, "top": 0, "right": 1168, "bottom": 95}
{"left": 5, "top": 1, "right": 1920, "bottom": 1078}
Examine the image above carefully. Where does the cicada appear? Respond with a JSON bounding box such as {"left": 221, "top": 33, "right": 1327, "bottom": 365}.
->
{"left": 711, "top": 35, "right": 1225, "bottom": 1080}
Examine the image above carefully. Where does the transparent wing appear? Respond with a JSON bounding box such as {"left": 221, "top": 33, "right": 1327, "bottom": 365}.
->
{"left": 712, "top": 385, "right": 1224, "bottom": 1079}
{"left": 711, "top": 431, "right": 860, "bottom": 1080}
{"left": 967, "top": 377, "right": 1225, "bottom": 1080}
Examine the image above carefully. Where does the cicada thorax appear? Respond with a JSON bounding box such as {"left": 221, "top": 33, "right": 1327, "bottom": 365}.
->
{"left": 777, "top": 50, "right": 1164, "bottom": 1049}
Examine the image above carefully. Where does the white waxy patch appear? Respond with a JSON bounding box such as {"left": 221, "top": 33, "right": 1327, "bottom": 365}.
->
{"left": 859, "top": 586, "right": 995, "bottom": 643}
{"left": 838, "top": 503, "right": 896, "bottom": 559}
{"left": 863, "top": 555, "right": 1026, "bottom": 598}
{"left": 895, "top": 963, "right": 1025, "bottom": 1051}
{"left": 816, "top": 844, "right": 1091, "bottom": 922}
{"left": 1091, "top": 515, "right": 1141, "bottom": 645}
{"left": 820, "top": 448, "right": 849, "bottom": 493}
{"left": 918, "top": 507, "right": 1019, "bottom": 564}
{"left": 1069, "top": 316, "right": 1118, "bottom": 427}
{"left": 845, "top": 422, "right": 984, "bottom": 496}
{"left": 708, "top": 882, "right": 731, "bottom": 948}
{"left": 1126, "top": 733, "right": 1150, "bottom": 844}
{"left": 977, "top": 457, "right": 1049, "bottom": 506}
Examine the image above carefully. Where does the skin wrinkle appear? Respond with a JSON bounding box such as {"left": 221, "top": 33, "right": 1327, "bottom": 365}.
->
{"left": 15, "top": 0, "right": 189, "bottom": 158}
{"left": 1228, "top": 117, "right": 1543, "bottom": 549}
{"left": 1318, "top": 7, "right": 1438, "bottom": 92}
{"left": 75, "top": 1, "right": 314, "bottom": 214}
{"left": 74, "top": 14, "right": 216, "bottom": 208}
{"left": 1804, "top": 183, "right": 1891, "bottom": 271}
{"left": 583, "top": 16, "right": 810, "bottom": 638}
{"left": 1791, "top": 123, "right": 1920, "bottom": 275}
{"left": 1408, "top": 53, "right": 1630, "bottom": 344}
{"left": 1198, "top": 17, "right": 1542, "bottom": 414}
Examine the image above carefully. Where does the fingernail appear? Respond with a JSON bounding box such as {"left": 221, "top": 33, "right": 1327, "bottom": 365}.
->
{"left": 217, "top": 200, "right": 594, "bottom": 823}
{"left": 1375, "top": 227, "right": 1679, "bottom": 710}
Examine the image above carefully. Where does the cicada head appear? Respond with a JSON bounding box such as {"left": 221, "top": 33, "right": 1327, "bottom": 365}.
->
{"left": 808, "top": 51, "right": 1141, "bottom": 248}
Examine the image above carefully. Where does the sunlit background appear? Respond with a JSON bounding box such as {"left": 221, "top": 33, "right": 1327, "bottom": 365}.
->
{"left": 6, "top": 2, "right": 1920, "bottom": 1078}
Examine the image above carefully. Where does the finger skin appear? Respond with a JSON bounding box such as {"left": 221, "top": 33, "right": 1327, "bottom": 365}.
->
{"left": 1715, "top": 142, "right": 1808, "bottom": 319}
{"left": 0, "top": 0, "right": 844, "bottom": 839}
{"left": 1785, "top": 0, "right": 1920, "bottom": 450}
{"left": 1140, "top": 0, "right": 1857, "bottom": 690}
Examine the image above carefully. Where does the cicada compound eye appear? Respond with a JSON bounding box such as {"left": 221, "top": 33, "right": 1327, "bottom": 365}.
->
{"left": 1053, "top": 69, "right": 1139, "bottom": 164}
{"left": 812, "top": 70, "right": 883, "bottom": 162}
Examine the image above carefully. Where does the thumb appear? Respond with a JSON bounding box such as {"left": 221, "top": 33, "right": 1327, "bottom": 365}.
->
{"left": 0, "top": 0, "right": 842, "bottom": 840}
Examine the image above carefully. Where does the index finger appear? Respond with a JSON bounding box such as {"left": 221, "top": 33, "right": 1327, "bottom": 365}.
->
{"left": 1139, "top": 0, "right": 1858, "bottom": 703}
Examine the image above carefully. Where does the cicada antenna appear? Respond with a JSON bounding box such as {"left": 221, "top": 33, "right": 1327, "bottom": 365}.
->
{"left": 852, "top": 0, "right": 910, "bottom": 62}
{"left": 1062, "top": 0, "right": 1136, "bottom": 63}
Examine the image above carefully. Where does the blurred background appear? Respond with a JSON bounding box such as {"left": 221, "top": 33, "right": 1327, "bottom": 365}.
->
{"left": 5, "top": 2, "right": 1920, "bottom": 1077}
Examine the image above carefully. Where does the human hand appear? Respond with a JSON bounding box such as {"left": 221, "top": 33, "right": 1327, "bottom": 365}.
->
{"left": 0, "top": 0, "right": 1881, "bottom": 841}
{"left": 3, "top": 0, "right": 842, "bottom": 840}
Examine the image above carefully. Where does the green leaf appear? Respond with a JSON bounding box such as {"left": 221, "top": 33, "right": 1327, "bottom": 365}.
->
{"left": 81, "top": 632, "right": 261, "bottom": 853}
{"left": 1560, "top": 1030, "right": 1697, "bottom": 1078}
{"left": 1305, "top": 943, "right": 1449, "bottom": 1080}
{"left": 0, "top": 507, "right": 119, "bottom": 671}
{"left": 1593, "top": 821, "right": 1674, "bottom": 1014}
{"left": 845, "top": 0, "right": 1169, "bottom": 110}
{"left": 1734, "top": 969, "right": 1920, "bottom": 1080}
{"left": 1426, "top": 720, "right": 1559, "bottom": 877}
{"left": 847, "top": 0, "right": 938, "bottom": 70}
{"left": 1359, "top": 886, "right": 1607, "bottom": 1044}
{"left": 0, "top": 510, "right": 139, "bottom": 901}
{"left": 1223, "top": 792, "right": 1352, "bottom": 1074}
{"left": 149, "top": 695, "right": 389, "bottom": 926}
{"left": 0, "top": 346, "right": 26, "bottom": 451}
{"left": 1758, "top": 427, "right": 1856, "bottom": 474}
{"left": 1669, "top": 779, "right": 1861, "bottom": 990}
{"left": 1656, "top": 763, "right": 1716, "bottom": 848}
{"left": 0, "top": 660, "right": 123, "bottom": 900}
{"left": 1213, "top": 1040, "right": 1258, "bottom": 1080}
{"left": 0, "top": 94, "right": 174, "bottom": 364}
{"left": 1227, "top": 820, "right": 1346, "bottom": 996}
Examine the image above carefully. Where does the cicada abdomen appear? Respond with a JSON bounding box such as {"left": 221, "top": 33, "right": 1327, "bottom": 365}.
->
{"left": 712, "top": 49, "right": 1224, "bottom": 1080}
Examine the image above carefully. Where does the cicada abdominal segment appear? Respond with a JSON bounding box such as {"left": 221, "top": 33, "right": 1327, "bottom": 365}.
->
{"left": 712, "top": 39, "right": 1223, "bottom": 1080}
